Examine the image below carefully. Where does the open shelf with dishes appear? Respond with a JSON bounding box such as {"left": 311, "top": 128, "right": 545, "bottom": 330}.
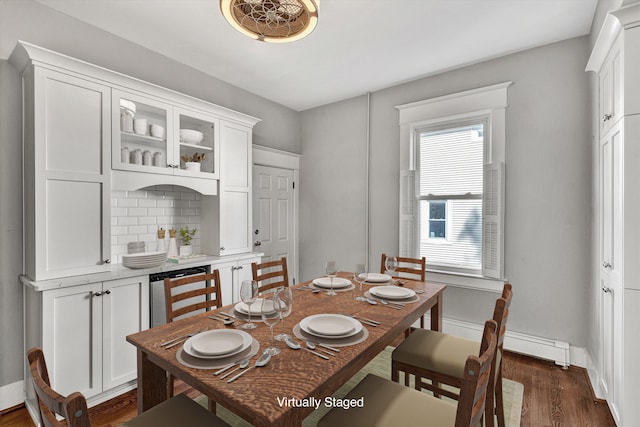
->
{"left": 174, "top": 108, "right": 220, "bottom": 178}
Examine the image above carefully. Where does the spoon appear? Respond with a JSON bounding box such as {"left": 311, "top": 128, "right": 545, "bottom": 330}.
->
{"left": 286, "top": 337, "right": 329, "bottom": 360}
{"left": 306, "top": 341, "right": 336, "bottom": 356}
{"left": 365, "top": 298, "right": 378, "bottom": 305}
{"left": 378, "top": 300, "right": 402, "bottom": 309}
{"left": 209, "top": 314, "right": 235, "bottom": 325}
{"left": 219, "top": 358, "right": 250, "bottom": 379}
{"left": 227, "top": 352, "right": 271, "bottom": 383}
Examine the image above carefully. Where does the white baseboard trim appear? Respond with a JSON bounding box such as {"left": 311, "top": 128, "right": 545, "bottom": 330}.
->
{"left": 0, "top": 380, "right": 24, "bottom": 412}
{"left": 420, "top": 315, "right": 581, "bottom": 368}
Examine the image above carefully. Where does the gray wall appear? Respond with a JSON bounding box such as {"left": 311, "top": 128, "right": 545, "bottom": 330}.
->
{"left": 300, "top": 36, "right": 592, "bottom": 346}
{"left": 0, "top": 0, "right": 300, "bottom": 390}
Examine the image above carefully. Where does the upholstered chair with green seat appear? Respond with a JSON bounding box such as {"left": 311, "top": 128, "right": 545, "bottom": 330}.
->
{"left": 318, "top": 319, "right": 498, "bottom": 427}
{"left": 391, "top": 283, "right": 512, "bottom": 427}
{"left": 27, "top": 347, "right": 230, "bottom": 427}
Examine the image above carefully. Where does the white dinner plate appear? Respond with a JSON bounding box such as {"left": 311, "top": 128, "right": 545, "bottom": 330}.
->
{"left": 363, "top": 273, "right": 392, "bottom": 283}
{"left": 300, "top": 314, "right": 362, "bottom": 339}
{"left": 234, "top": 298, "right": 277, "bottom": 316}
{"left": 183, "top": 329, "right": 252, "bottom": 359}
{"left": 312, "top": 277, "right": 352, "bottom": 289}
{"left": 369, "top": 286, "right": 416, "bottom": 300}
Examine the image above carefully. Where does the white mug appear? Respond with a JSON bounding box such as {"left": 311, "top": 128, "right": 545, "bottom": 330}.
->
{"left": 133, "top": 118, "right": 148, "bottom": 135}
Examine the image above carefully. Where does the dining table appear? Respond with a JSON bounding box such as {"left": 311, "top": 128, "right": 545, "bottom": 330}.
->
{"left": 126, "top": 272, "right": 446, "bottom": 427}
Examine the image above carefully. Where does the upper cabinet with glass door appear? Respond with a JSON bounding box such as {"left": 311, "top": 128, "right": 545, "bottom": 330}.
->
{"left": 112, "top": 90, "right": 219, "bottom": 180}
{"left": 173, "top": 106, "right": 220, "bottom": 180}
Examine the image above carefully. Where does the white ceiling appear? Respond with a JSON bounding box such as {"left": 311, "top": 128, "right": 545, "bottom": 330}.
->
{"left": 35, "top": 0, "right": 597, "bottom": 111}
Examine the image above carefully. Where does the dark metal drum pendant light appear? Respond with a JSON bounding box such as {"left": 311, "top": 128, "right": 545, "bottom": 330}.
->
{"left": 220, "top": 0, "right": 319, "bottom": 43}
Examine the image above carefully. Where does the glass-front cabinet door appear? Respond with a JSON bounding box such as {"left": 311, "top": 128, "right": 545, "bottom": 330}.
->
{"left": 173, "top": 107, "right": 220, "bottom": 180}
{"left": 112, "top": 90, "right": 173, "bottom": 175}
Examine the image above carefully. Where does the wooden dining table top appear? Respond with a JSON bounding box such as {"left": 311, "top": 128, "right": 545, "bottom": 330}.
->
{"left": 126, "top": 272, "right": 446, "bottom": 427}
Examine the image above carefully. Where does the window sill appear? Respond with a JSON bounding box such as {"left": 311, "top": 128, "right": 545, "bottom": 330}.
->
{"left": 426, "top": 269, "right": 506, "bottom": 293}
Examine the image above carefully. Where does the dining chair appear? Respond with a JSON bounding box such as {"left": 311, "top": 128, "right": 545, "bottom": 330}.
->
{"left": 251, "top": 256, "right": 289, "bottom": 294}
{"left": 164, "top": 270, "right": 222, "bottom": 405}
{"left": 391, "top": 283, "right": 512, "bottom": 427}
{"left": 26, "top": 347, "right": 230, "bottom": 427}
{"left": 318, "top": 319, "right": 498, "bottom": 427}
{"left": 380, "top": 253, "right": 427, "bottom": 329}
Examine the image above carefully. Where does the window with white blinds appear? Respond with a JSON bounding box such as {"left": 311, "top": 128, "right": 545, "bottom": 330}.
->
{"left": 397, "top": 82, "right": 509, "bottom": 284}
{"left": 417, "top": 122, "right": 485, "bottom": 272}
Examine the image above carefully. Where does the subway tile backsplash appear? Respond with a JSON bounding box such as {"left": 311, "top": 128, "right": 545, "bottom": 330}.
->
{"left": 111, "top": 185, "right": 202, "bottom": 264}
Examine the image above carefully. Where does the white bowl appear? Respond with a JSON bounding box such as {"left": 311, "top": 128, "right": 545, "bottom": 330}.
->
{"left": 180, "top": 129, "right": 204, "bottom": 145}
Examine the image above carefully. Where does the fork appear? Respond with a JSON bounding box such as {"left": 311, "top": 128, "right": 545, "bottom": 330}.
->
{"left": 162, "top": 329, "right": 203, "bottom": 349}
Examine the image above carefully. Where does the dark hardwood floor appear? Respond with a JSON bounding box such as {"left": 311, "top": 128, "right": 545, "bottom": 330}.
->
{"left": 1, "top": 351, "right": 615, "bottom": 427}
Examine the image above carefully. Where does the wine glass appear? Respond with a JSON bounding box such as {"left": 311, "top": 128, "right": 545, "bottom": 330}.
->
{"left": 325, "top": 261, "right": 338, "bottom": 296}
{"left": 274, "top": 287, "right": 293, "bottom": 341}
{"left": 261, "top": 296, "right": 281, "bottom": 355}
{"left": 240, "top": 280, "right": 258, "bottom": 330}
{"left": 354, "top": 263, "right": 367, "bottom": 301}
{"left": 385, "top": 256, "right": 398, "bottom": 278}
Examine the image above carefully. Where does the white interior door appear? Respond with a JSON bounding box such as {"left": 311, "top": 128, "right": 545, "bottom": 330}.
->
{"left": 253, "top": 165, "right": 295, "bottom": 282}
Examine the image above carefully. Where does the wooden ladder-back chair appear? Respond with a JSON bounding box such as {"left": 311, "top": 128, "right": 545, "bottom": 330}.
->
{"left": 391, "top": 283, "right": 513, "bottom": 427}
{"left": 380, "top": 253, "right": 427, "bottom": 329}
{"left": 318, "top": 319, "right": 498, "bottom": 427}
{"left": 380, "top": 253, "right": 426, "bottom": 282}
{"left": 251, "top": 257, "right": 289, "bottom": 294}
{"left": 164, "top": 270, "right": 222, "bottom": 404}
{"left": 26, "top": 347, "right": 230, "bottom": 427}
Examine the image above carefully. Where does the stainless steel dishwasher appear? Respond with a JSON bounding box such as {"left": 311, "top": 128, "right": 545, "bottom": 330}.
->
{"left": 149, "top": 266, "right": 210, "bottom": 328}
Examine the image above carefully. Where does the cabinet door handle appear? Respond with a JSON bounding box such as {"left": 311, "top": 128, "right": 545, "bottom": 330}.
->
{"left": 602, "top": 114, "right": 612, "bottom": 122}
{"left": 104, "top": 290, "right": 111, "bottom": 295}
{"left": 602, "top": 261, "right": 612, "bottom": 269}
{"left": 93, "top": 291, "right": 103, "bottom": 297}
{"left": 103, "top": 259, "right": 111, "bottom": 264}
{"left": 254, "top": 240, "right": 262, "bottom": 246}
{"left": 220, "top": 247, "right": 225, "bottom": 251}
{"left": 237, "top": 266, "right": 243, "bottom": 270}
{"left": 602, "top": 286, "right": 612, "bottom": 293}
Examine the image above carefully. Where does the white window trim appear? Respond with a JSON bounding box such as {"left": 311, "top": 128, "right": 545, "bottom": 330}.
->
{"left": 396, "top": 82, "right": 511, "bottom": 292}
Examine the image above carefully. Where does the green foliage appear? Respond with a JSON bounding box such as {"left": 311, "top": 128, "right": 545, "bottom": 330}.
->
{"left": 179, "top": 226, "right": 197, "bottom": 245}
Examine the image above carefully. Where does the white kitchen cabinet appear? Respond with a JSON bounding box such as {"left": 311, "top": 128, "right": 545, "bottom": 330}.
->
{"left": 24, "top": 276, "right": 149, "bottom": 411}
{"left": 599, "top": 34, "right": 622, "bottom": 136}
{"left": 588, "top": 5, "right": 640, "bottom": 425}
{"left": 16, "top": 66, "right": 112, "bottom": 281}
{"left": 111, "top": 90, "right": 221, "bottom": 181}
{"left": 213, "top": 255, "right": 261, "bottom": 306}
{"left": 202, "top": 121, "right": 254, "bottom": 256}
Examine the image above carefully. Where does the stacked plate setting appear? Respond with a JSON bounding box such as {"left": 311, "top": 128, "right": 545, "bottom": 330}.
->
{"left": 122, "top": 250, "right": 168, "bottom": 269}
{"left": 311, "top": 277, "right": 352, "bottom": 289}
{"left": 234, "top": 298, "right": 279, "bottom": 318}
{"left": 183, "top": 330, "right": 253, "bottom": 360}
{"left": 369, "top": 285, "right": 416, "bottom": 301}
{"left": 362, "top": 273, "right": 392, "bottom": 284}
{"left": 299, "top": 314, "right": 363, "bottom": 339}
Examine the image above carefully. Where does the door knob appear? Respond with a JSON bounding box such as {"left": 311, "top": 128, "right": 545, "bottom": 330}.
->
{"left": 254, "top": 240, "right": 262, "bottom": 246}
{"left": 602, "top": 261, "right": 612, "bottom": 269}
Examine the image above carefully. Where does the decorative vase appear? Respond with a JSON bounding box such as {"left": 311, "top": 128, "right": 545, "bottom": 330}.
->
{"left": 167, "top": 229, "right": 178, "bottom": 257}
{"left": 179, "top": 245, "right": 193, "bottom": 257}
{"left": 185, "top": 162, "right": 201, "bottom": 172}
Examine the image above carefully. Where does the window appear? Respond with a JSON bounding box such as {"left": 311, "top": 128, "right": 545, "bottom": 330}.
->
{"left": 396, "top": 82, "right": 509, "bottom": 283}
{"left": 417, "top": 121, "right": 485, "bottom": 272}
{"left": 427, "top": 201, "right": 446, "bottom": 239}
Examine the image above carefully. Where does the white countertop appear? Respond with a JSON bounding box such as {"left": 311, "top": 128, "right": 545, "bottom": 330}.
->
{"left": 20, "top": 252, "right": 263, "bottom": 292}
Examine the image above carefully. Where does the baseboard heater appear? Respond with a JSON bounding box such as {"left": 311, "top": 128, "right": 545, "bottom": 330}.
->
{"left": 421, "top": 315, "right": 571, "bottom": 367}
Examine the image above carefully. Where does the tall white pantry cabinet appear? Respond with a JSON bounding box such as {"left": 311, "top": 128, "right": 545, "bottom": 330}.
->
{"left": 11, "top": 40, "right": 260, "bottom": 413}
{"left": 587, "top": 3, "right": 640, "bottom": 426}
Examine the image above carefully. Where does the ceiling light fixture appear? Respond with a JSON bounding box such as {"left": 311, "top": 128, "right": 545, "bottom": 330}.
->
{"left": 220, "top": 0, "right": 319, "bottom": 43}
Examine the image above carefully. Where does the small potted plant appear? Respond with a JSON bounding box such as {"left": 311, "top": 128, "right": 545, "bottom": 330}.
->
{"left": 181, "top": 152, "right": 206, "bottom": 172}
{"left": 179, "top": 226, "right": 197, "bottom": 256}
